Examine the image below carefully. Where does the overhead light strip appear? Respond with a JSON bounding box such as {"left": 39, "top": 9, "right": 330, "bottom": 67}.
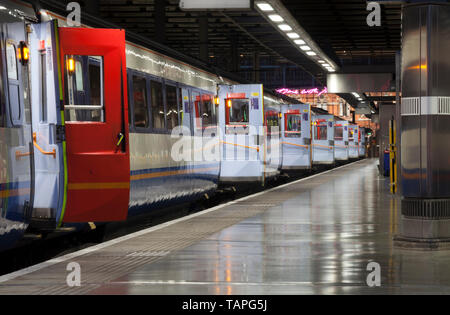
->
{"left": 255, "top": 0, "right": 338, "bottom": 73}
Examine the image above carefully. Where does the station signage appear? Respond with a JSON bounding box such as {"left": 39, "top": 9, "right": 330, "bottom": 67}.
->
{"left": 276, "top": 87, "right": 328, "bottom": 96}
{"left": 180, "top": 0, "right": 252, "bottom": 10}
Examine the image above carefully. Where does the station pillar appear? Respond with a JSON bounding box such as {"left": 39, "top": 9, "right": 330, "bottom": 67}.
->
{"left": 396, "top": 3, "right": 450, "bottom": 248}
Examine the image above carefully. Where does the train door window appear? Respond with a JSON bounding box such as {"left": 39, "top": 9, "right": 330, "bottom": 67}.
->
{"left": 180, "top": 88, "right": 190, "bottom": 128}
{"left": 228, "top": 99, "right": 249, "bottom": 124}
{"left": 226, "top": 99, "right": 249, "bottom": 134}
{"left": 349, "top": 129, "right": 354, "bottom": 141}
{"left": 166, "top": 84, "right": 178, "bottom": 130}
{"left": 6, "top": 42, "right": 18, "bottom": 80}
{"left": 132, "top": 75, "right": 149, "bottom": 128}
{"left": 285, "top": 114, "right": 301, "bottom": 138}
{"left": 192, "top": 91, "right": 201, "bottom": 129}
{"left": 64, "top": 55, "right": 104, "bottom": 122}
{"left": 40, "top": 51, "right": 47, "bottom": 122}
{"left": 335, "top": 126, "right": 343, "bottom": 140}
{"left": 265, "top": 111, "right": 280, "bottom": 135}
{"left": 6, "top": 41, "right": 21, "bottom": 124}
{"left": 0, "top": 55, "right": 4, "bottom": 127}
{"left": 314, "top": 123, "right": 328, "bottom": 140}
{"left": 200, "top": 94, "right": 216, "bottom": 127}
{"left": 150, "top": 80, "right": 165, "bottom": 130}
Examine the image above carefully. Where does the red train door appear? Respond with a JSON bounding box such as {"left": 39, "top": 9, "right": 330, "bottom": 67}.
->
{"left": 59, "top": 28, "right": 130, "bottom": 222}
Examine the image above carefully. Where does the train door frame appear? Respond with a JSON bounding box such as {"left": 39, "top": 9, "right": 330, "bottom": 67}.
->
{"left": 312, "top": 115, "right": 335, "bottom": 165}
{"left": 280, "top": 103, "right": 312, "bottom": 170}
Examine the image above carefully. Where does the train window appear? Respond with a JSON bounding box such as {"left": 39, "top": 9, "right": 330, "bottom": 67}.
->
{"left": 349, "top": 129, "right": 354, "bottom": 141}
{"left": 335, "top": 126, "right": 343, "bottom": 140}
{"left": 132, "top": 75, "right": 149, "bottom": 128}
{"left": 0, "top": 56, "right": 4, "bottom": 127}
{"left": 180, "top": 88, "right": 190, "bottom": 130}
{"left": 201, "top": 94, "right": 216, "bottom": 127}
{"left": 228, "top": 99, "right": 249, "bottom": 124}
{"left": 150, "top": 80, "right": 165, "bottom": 129}
{"left": 285, "top": 114, "right": 301, "bottom": 138}
{"left": 6, "top": 43, "right": 18, "bottom": 80}
{"left": 64, "top": 55, "right": 104, "bottom": 122}
{"left": 40, "top": 52, "right": 47, "bottom": 122}
{"left": 166, "top": 85, "right": 178, "bottom": 130}
{"left": 265, "top": 112, "right": 280, "bottom": 135}
{"left": 75, "top": 61, "right": 84, "bottom": 91}
{"left": 314, "top": 124, "right": 328, "bottom": 140}
{"left": 192, "top": 91, "right": 201, "bottom": 129}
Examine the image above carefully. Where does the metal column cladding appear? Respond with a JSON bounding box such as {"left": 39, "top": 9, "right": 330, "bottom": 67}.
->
{"left": 399, "top": 3, "right": 450, "bottom": 238}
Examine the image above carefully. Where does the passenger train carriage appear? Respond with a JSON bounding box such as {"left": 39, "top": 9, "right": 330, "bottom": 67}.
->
{"left": 0, "top": 5, "right": 34, "bottom": 251}
{"left": 0, "top": 0, "right": 365, "bottom": 252}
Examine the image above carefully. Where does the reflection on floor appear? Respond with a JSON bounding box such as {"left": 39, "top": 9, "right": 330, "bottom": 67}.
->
{"left": 1, "top": 158, "right": 449, "bottom": 295}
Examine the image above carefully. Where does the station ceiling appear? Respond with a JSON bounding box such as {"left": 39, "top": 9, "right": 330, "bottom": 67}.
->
{"left": 37, "top": 0, "right": 402, "bottom": 107}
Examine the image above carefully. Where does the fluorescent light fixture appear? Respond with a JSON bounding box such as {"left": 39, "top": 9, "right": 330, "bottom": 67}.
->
{"left": 0, "top": 6, "right": 6, "bottom": 10}
{"left": 328, "top": 69, "right": 336, "bottom": 72}
{"left": 256, "top": 2, "right": 274, "bottom": 11}
{"left": 300, "top": 45, "right": 311, "bottom": 51}
{"left": 318, "top": 60, "right": 325, "bottom": 63}
{"left": 278, "top": 24, "right": 292, "bottom": 31}
{"left": 269, "top": 14, "right": 284, "bottom": 22}
{"left": 287, "top": 32, "right": 299, "bottom": 39}
{"left": 352, "top": 92, "right": 360, "bottom": 98}
{"left": 294, "top": 39, "right": 305, "bottom": 45}
{"left": 306, "top": 51, "right": 317, "bottom": 56}
{"left": 323, "top": 63, "right": 330, "bottom": 67}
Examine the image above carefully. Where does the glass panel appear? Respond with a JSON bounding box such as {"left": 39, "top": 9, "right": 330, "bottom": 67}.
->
{"left": 349, "top": 129, "right": 355, "bottom": 141}
{"left": 75, "top": 61, "right": 84, "bottom": 91}
{"left": 335, "top": 126, "right": 343, "bottom": 140}
{"left": 285, "top": 114, "right": 301, "bottom": 138}
{"left": 266, "top": 112, "right": 280, "bottom": 135}
{"left": 6, "top": 43, "right": 17, "bottom": 80}
{"left": 166, "top": 85, "right": 178, "bottom": 130}
{"left": 314, "top": 125, "right": 328, "bottom": 140}
{"left": 180, "top": 88, "right": 190, "bottom": 129}
{"left": 228, "top": 99, "right": 249, "bottom": 124}
{"left": 132, "top": 75, "right": 148, "bottom": 128}
{"left": 0, "top": 58, "right": 4, "bottom": 127}
{"left": 192, "top": 91, "right": 201, "bottom": 129}
{"left": 150, "top": 80, "right": 164, "bottom": 129}
{"left": 200, "top": 94, "right": 216, "bottom": 127}
{"left": 40, "top": 53, "right": 47, "bottom": 122}
{"left": 64, "top": 55, "right": 104, "bottom": 122}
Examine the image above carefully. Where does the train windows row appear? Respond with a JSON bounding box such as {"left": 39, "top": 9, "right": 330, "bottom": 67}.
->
{"left": 128, "top": 69, "right": 216, "bottom": 134}
{"left": 63, "top": 60, "right": 217, "bottom": 133}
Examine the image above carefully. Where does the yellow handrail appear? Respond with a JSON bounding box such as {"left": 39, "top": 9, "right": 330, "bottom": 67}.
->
{"left": 15, "top": 150, "right": 31, "bottom": 160}
{"left": 313, "top": 143, "right": 333, "bottom": 149}
{"left": 33, "top": 132, "right": 56, "bottom": 158}
{"left": 221, "top": 141, "right": 259, "bottom": 152}
{"left": 281, "top": 141, "right": 309, "bottom": 148}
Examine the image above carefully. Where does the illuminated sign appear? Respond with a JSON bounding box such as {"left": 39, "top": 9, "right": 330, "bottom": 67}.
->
{"left": 180, "top": 0, "right": 251, "bottom": 10}
{"left": 276, "top": 87, "right": 328, "bottom": 96}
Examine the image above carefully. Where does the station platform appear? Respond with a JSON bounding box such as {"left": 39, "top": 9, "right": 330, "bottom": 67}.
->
{"left": 1, "top": 158, "right": 449, "bottom": 295}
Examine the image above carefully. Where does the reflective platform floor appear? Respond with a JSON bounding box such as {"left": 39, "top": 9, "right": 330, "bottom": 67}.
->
{"left": 1, "top": 158, "right": 450, "bottom": 294}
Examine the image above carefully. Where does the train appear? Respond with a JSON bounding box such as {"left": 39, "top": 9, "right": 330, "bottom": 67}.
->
{"left": 0, "top": 0, "right": 368, "bottom": 252}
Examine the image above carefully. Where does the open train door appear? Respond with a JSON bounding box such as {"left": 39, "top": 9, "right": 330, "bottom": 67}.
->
{"left": 59, "top": 28, "right": 130, "bottom": 222}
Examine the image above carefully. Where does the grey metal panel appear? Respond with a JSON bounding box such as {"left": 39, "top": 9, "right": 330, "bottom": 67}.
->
{"left": 327, "top": 73, "right": 393, "bottom": 93}
{"left": 401, "top": 4, "right": 450, "bottom": 201}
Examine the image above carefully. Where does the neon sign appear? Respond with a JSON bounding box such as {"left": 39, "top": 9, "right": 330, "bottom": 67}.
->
{"left": 276, "top": 87, "right": 328, "bottom": 96}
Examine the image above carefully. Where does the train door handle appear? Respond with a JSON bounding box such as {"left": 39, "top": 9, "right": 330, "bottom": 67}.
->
{"left": 116, "top": 132, "right": 124, "bottom": 147}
